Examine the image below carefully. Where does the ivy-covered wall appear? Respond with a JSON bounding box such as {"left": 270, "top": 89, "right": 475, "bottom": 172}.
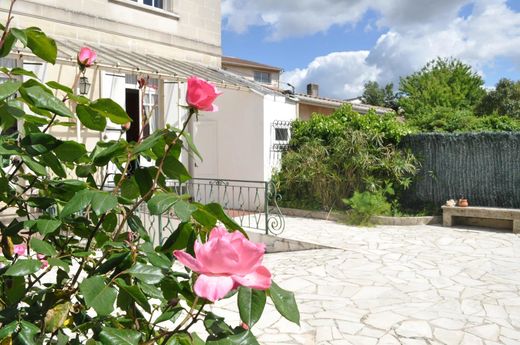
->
{"left": 401, "top": 132, "right": 520, "bottom": 209}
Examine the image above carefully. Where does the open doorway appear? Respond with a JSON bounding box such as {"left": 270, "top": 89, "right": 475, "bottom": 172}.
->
{"left": 125, "top": 88, "right": 140, "bottom": 143}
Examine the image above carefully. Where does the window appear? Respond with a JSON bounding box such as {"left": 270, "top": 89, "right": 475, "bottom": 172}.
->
{"left": 254, "top": 71, "right": 271, "bottom": 84}
{"left": 275, "top": 128, "right": 289, "bottom": 142}
{"left": 131, "top": 0, "right": 163, "bottom": 9}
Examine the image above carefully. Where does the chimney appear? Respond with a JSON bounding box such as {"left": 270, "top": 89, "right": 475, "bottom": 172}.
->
{"left": 307, "top": 83, "right": 319, "bottom": 97}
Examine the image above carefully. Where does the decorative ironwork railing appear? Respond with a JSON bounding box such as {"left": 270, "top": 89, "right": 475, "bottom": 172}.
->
{"left": 108, "top": 178, "right": 285, "bottom": 245}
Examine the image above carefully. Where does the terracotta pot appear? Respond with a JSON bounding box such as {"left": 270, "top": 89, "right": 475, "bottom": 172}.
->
{"left": 458, "top": 198, "right": 469, "bottom": 207}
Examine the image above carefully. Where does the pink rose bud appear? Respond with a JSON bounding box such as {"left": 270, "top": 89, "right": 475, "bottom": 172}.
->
{"left": 77, "top": 47, "right": 97, "bottom": 68}
{"left": 174, "top": 226, "right": 271, "bottom": 302}
{"left": 13, "top": 244, "right": 27, "bottom": 256}
{"left": 240, "top": 322, "right": 249, "bottom": 330}
{"left": 186, "top": 76, "right": 222, "bottom": 112}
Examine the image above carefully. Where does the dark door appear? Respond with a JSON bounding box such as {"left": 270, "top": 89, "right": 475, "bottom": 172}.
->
{"left": 125, "top": 88, "right": 140, "bottom": 143}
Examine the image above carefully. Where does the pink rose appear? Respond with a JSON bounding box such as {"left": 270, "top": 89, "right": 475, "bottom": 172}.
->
{"left": 186, "top": 76, "right": 222, "bottom": 112}
{"left": 14, "top": 244, "right": 27, "bottom": 256}
{"left": 37, "top": 253, "right": 48, "bottom": 269}
{"left": 77, "top": 47, "right": 97, "bottom": 68}
{"left": 174, "top": 226, "right": 271, "bottom": 302}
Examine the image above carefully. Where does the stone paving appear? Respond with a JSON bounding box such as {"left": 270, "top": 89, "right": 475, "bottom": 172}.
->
{"left": 199, "top": 217, "right": 520, "bottom": 344}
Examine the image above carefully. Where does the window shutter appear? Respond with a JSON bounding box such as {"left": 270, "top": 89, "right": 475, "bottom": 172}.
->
{"left": 101, "top": 71, "right": 126, "bottom": 138}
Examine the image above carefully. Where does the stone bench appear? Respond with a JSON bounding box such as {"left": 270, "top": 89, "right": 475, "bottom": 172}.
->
{"left": 442, "top": 206, "right": 520, "bottom": 233}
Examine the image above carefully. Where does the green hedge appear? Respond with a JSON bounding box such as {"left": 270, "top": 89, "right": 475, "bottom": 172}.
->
{"left": 401, "top": 132, "right": 520, "bottom": 209}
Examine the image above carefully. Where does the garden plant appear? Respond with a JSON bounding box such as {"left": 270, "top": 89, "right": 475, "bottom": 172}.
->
{"left": 0, "top": 2, "right": 299, "bottom": 343}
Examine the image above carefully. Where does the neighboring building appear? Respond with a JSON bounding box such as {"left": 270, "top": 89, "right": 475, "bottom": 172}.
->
{"left": 296, "top": 83, "right": 394, "bottom": 120}
{"left": 222, "top": 56, "right": 282, "bottom": 89}
{"left": 1, "top": 0, "right": 298, "bottom": 185}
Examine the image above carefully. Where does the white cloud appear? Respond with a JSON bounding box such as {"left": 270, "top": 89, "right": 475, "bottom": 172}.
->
{"left": 282, "top": 51, "right": 379, "bottom": 99}
{"left": 264, "top": 0, "right": 520, "bottom": 98}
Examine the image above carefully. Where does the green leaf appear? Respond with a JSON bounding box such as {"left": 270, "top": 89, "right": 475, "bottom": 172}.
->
{"left": 5, "top": 276, "right": 25, "bottom": 303}
{"left": 29, "top": 237, "right": 57, "bottom": 256}
{"left": 121, "top": 176, "right": 140, "bottom": 200}
{"left": 173, "top": 200, "right": 197, "bottom": 222}
{"left": 138, "top": 282, "right": 164, "bottom": 299}
{"left": 60, "top": 189, "right": 93, "bottom": 218}
{"left": 77, "top": 104, "right": 107, "bottom": 131}
{"left": 269, "top": 281, "right": 300, "bottom": 326}
{"left": 47, "top": 257, "right": 70, "bottom": 272}
{"left": 102, "top": 212, "right": 118, "bottom": 232}
{"left": 90, "top": 98, "right": 131, "bottom": 125}
{"left": 161, "top": 222, "right": 194, "bottom": 252}
{"left": 42, "top": 152, "right": 66, "bottom": 178}
{"left": 238, "top": 287, "right": 266, "bottom": 328}
{"left": 0, "top": 321, "right": 17, "bottom": 341}
{"left": 21, "top": 132, "right": 61, "bottom": 155}
{"left": 147, "top": 193, "right": 180, "bottom": 215}
{"left": 162, "top": 155, "right": 191, "bottom": 182}
{"left": 132, "top": 129, "right": 167, "bottom": 154}
{"left": 11, "top": 28, "right": 28, "bottom": 47}
{"left": 32, "top": 219, "right": 62, "bottom": 235}
{"left": 146, "top": 251, "right": 171, "bottom": 269}
{"left": 25, "top": 27, "right": 57, "bottom": 64}
{"left": 92, "top": 141, "right": 126, "bottom": 166}
{"left": 99, "top": 327, "right": 141, "bottom": 345}
{"left": 4, "top": 259, "right": 42, "bottom": 276}
{"left": 206, "top": 331, "right": 260, "bottom": 345}
{"left": 154, "top": 307, "right": 183, "bottom": 324}
{"left": 0, "top": 32, "right": 16, "bottom": 58}
{"left": 20, "top": 85, "right": 73, "bottom": 117}
{"left": 44, "top": 301, "right": 71, "bottom": 333}
{"left": 204, "top": 203, "right": 243, "bottom": 231}
{"left": 54, "top": 141, "right": 87, "bottom": 162}
{"left": 204, "top": 312, "right": 234, "bottom": 338}
{"left": 79, "top": 276, "right": 117, "bottom": 316}
{"left": 164, "top": 333, "right": 192, "bottom": 345}
{"left": 0, "top": 80, "right": 22, "bottom": 101}
{"left": 115, "top": 279, "right": 150, "bottom": 312}
{"left": 134, "top": 167, "right": 153, "bottom": 198}
{"left": 46, "top": 81, "right": 73, "bottom": 94}
{"left": 10, "top": 67, "right": 38, "bottom": 78}
{"left": 21, "top": 155, "right": 47, "bottom": 176}
{"left": 16, "top": 321, "right": 40, "bottom": 345}
{"left": 91, "top": 191, "right": 118, "bottom": 216}
{"left": 127, "top": 263, "right": 163, "bottom": 284}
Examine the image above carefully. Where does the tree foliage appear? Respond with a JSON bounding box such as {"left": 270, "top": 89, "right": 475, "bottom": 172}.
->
{"left": 399, "top": 58, "right": 486, "bottom": 117}
{"left": 361, "top": 81, "right": 398, "bottom": 110}
{"left": 274, "top": 105, "right": 418, "bottom": 210}
{"left": 476, "top": 78, "right": 520, "bottom": 119}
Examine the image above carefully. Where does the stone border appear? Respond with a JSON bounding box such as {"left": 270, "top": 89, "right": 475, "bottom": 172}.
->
{"left": 370, "top": 215, "right": 442, "bottom": 226}
{"left": 280, "top": 207, "right": 342, "bottom": 221}
{"left": 246, "top": 230, "right": 331, "bottom": 253}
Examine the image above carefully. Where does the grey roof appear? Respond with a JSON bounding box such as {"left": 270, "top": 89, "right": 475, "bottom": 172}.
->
{"left": 295, "top": 93, "right": 394, "bottom": 115}
{"left": 12, "top": 39, "right": 284, "bottom": 96}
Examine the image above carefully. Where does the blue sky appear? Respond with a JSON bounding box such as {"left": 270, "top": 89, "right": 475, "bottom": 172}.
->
{"left": 222, "top": 0, "right": 520, "bottom": 99}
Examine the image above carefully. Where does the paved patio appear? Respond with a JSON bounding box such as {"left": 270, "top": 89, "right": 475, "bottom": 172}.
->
{"left": 203, "top": 217, "right": 520, "bottom": 345}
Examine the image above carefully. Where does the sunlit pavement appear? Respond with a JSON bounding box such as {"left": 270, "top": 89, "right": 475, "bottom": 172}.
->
{"left": 201, "top": 217, "right": 520, "bottom": 345}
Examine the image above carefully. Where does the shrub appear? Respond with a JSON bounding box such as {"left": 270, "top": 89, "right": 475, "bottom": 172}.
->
{"left": 275, "top": 105, "right": 418, "bottom": 210}
{"left": 343, "top": 191, "right": 391, "bottom": 226}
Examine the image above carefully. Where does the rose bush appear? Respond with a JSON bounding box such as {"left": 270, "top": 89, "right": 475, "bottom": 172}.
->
{"left": 0, "top": 1, "right": 299, "bottom": 344}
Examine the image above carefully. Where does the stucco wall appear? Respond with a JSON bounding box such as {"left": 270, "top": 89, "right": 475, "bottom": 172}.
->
{"left": 223, "top": 65, "right": 280, "bottom": 88}
{"left": 1, "top": 0, "right": 221, "bottom": 66}
{"left": 298, "top": 103, "right": 335, "bottom": 120}
{"left": 191, "top": 88, "right": 265, "bottom": 181}
{"left": 263, "top": 95, "right": 297, "bottom": 180}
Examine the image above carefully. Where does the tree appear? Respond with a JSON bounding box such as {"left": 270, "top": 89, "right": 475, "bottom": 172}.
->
{"left": 398, "top": 58, "right": 486, "bottom": 117}
{"left": 361, "top": 81, "right": 398, "bottom": 110}
{"left": 476, "top": 78, "right": 520, "bottom": 118}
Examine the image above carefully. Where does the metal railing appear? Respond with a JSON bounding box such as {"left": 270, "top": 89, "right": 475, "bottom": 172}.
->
{"left": 124, "top": 178, "right": 285, "bottom": 245}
